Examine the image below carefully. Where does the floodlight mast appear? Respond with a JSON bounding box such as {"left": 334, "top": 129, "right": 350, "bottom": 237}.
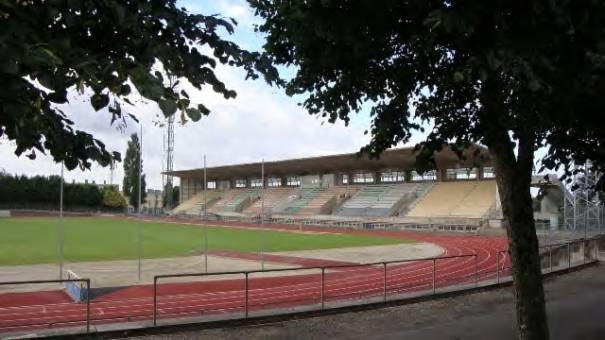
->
{"left": 203, "top": 154, "right": 208, "bottom": 272}
{"left": 562, "top": 161, "right": 604, "bottom": 236}
{"left": 164, "top": 114, "right": 175, "bottom": 209}
{"left": 59, "top": 162, "right": 64, "bottom": 280}
{"left": 163, "top": 74, "right": 176, "bottom": 210}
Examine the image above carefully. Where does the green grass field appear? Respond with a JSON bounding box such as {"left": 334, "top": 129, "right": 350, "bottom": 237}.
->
{"left": 0, "top": 217, "right": 410, "bottom": 266}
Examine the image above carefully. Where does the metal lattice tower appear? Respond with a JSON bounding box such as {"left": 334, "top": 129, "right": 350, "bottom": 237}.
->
{"left": 563, "top": 161, "right": 604, "bottom": 233}
{"left": 163, "top": 113, "right": 175, "bottom": 209}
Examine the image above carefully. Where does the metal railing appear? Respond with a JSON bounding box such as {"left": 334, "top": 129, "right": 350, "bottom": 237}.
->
{"left": 172, "top": 212, "right": 482, "bottom": 233}
{"left": 494, "top": 237, "right": 603, "bottom": 283}
{"left": 0, "top": 278, "right": 91, "bottom": 333}
{"left": 151, "top": 236, "right": 603, "bottom": 327}
{"left": 152, "top": 253, "right": 479, "bottom": 326}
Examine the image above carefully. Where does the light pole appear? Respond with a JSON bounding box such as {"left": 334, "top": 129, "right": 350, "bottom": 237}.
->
{"left": 203, "top": 154, "right": 208, "bottom": 272}
{"left": 59, "top": 162, "right": 64, "bottom": 280}
{"left": 260, "top": 159, "right": 265, "bottom": 271}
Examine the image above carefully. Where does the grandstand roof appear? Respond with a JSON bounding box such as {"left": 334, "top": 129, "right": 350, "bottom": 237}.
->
{"left": 166, "top": 145, "right": 492, "bottom": 180}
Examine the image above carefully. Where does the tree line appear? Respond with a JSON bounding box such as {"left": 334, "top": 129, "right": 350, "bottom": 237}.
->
{"left": 0, "top": 173, "right": 126, "bottom": 211}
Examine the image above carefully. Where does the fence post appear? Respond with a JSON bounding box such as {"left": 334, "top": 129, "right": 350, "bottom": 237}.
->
{"left": 568, "top": 242, "right": 571, "bottom": 269}
{"left": 321, "top": 267, "right": 325, "bottom": 310}
{"left": 432, "top": 258, "right": 436, "bottom": 294}
{"left": 86, "top": 279, "right": 90, "bottom": 333}
{"left": 153, "top": 277, "right": 157, "bottom": 326}
{"left": 496, "top": 251, "right": 500, "bottom": 284}
{"left": 383, "top": 262, "right": 387, "bottom": 302}
{"left": 583, "top": 239, "right": 586, "bottom": 264}
{"left": 244, "top": 272, "right": 249, "bottom": 318}
{"left": 549, "top": 245, "right": 553, "bottom": 273}
{"left": 474, "top": 254, "right": 479, "bottom": 287}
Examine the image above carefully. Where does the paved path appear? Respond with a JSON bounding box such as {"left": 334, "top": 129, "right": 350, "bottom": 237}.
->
{"left": 130, "top": 264, "right": 605, "bottom": 340}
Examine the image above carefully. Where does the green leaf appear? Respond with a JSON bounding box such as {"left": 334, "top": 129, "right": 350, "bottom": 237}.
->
{"left": 91, "top": 94, "right": 110, "bottom": 111}
{"left": 47, "top": 91, "right": 68, "bottom": 104}
{"left": 0, "top": 60, "right": 19, "bottom": 74}
{"left": 186, "top": 108, "right": 202, "bottom": 121}
{"left": 158, "top": 99, "right": 177, "bottom": 117}
{"left": 177, "top": 98, "right": 190, "bottom": 110}
{"left": 197, "top": 103, "right": 210, "bottom": 115}
{"left": 119, "top": 84, "right": 131, "bottom": 96}
{"left": 453, "top": 72, "right": 464, "bottom": 82}
{"left": 154, "top": 71, "right": 164, "bottom": 82}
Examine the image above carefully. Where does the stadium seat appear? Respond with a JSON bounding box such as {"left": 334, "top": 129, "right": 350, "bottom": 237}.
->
{"left": 336, "top": 183, "right": 430, "bottom": 217}
{"left": 222, "top": 189, "right": 260, "bottom": 212}
{"left": 405, "top": 180, "right": 497, "bottom": 218}
{"left": 172, "top": 190, "right": 221, "bottom": 216}
{"left": 243, "top": 187, "right": 296, "bottom": 215}
{"left": 273, "top": 187, "right": 325, "bottom": 214}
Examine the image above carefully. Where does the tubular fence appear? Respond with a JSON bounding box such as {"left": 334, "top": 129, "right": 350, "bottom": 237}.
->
{"left": 0, "top": 236, "right": 603, "bottom": 337}
{"left": 0, "top": 278, "right": 91, "bottom": 334}
{"left": 173, "top": 212, "right": 483, "bottom": 233}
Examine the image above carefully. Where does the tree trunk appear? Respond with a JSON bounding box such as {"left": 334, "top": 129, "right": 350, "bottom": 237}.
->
{"left": 492, "top": 148, "right": 550, "bottom": 340}
{"left": 479, "top": 72, "right": 549, "bottom": 339}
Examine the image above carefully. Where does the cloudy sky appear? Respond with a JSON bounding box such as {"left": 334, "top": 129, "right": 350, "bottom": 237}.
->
{"left": 0, "top": 0, "right": 423, "bottom": 190}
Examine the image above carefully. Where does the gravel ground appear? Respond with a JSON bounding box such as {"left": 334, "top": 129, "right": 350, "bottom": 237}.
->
{"left": 122, "top": 264, "right": 605, "bottom": 340}
{"left": 273, "top": 242, "right": 443, "bottom": 264}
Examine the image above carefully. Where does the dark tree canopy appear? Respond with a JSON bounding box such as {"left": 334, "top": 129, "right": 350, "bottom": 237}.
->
{"left": 0, "top": 0, "right": 279, "bottom": 170}
{"left": 251, "top": 0, "right": 604, "bottom": 182}
{"left": 250, "top": 1, "right": 605, "bottom": 339}
{"left": 0, "top": 173, "right": 103, "bottom": 209}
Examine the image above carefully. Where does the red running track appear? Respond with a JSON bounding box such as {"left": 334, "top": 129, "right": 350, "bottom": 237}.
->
{"left": 0, "top": 221, "right": 510, "bottom": 335}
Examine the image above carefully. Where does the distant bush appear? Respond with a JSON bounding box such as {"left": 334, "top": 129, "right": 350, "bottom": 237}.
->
{"left": 0, "top": 173, "right": 103, "bottom": 209}
{"left": 102, "top": 187, "right": 127, "bottom": 209}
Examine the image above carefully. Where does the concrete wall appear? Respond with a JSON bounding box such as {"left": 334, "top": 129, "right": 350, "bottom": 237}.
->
{"left": 321, "top": 174, "right": 335, "bottom": 188}
{"left": 217, "top": 180, "right": 231, "bottom": 190}
{"left": 301, "top": 175, "right": 321, "bottom": 188}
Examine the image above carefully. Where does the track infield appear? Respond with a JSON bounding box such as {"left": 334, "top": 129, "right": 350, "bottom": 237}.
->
{"left": 0, "top": 217, "right": 413, "bottom": 266}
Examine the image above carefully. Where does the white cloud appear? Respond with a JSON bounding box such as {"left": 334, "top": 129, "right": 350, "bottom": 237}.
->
{"left": 0, "top": 0, "right": 375, "bottom": 191}
{"left": 0, "top": 63, "right": 370, "bottom": 191}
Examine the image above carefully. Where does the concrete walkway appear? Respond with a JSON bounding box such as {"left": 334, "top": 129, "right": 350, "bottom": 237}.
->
{"left": 130, "top": 264, "right": 605, "bottom": 340}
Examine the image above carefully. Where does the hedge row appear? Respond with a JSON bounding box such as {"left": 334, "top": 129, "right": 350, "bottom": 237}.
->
{"left": 0, "top": 174, "right": 123, "bottom": 209}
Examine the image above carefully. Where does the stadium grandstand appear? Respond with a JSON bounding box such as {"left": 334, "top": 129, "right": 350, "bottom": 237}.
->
{"left": 166, "top": 145, "right": 501, "bottom": 227}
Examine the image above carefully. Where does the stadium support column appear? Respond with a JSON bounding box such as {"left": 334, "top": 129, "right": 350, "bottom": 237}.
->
{"left": 59, "top": 162, "right": 64, "bottom": 280}
{"left": 137, "top": 125, "right": 143, "bottom": 282}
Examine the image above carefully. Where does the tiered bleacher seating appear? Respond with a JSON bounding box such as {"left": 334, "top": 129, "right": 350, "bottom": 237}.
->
{"left": 208, "top": 189, "right": 246, "bottom": 213}
{"left": 405, "top": 180, "right": 497, "bottom": 218}
{"left": 273, "top": 187, "right": 325, "bottom": 214}
{"left": 172, "top": 192, "right": 202, "bottom": 215}
{"left": 336, "top": 184, "right": 392, "bottom": 216}
{"left": 244, "top": 187, "right": 296, "bottom": 215}
{"left": 334, "top": 183, "right": 429, "bottom": 217}
{"left": 172, "top": 190, "right": 221, "bottom": 215}
{"left": 223, "top": 189, "right": 259, "bottom": 212}
{"left": 296, "top": 186, "right": 360, "bottom": 215}
{"left": 367, "top": 183, "right": 430, "bottom": 216}
{"left": 449, "top": 180, "right": 497, "bottom": 217}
